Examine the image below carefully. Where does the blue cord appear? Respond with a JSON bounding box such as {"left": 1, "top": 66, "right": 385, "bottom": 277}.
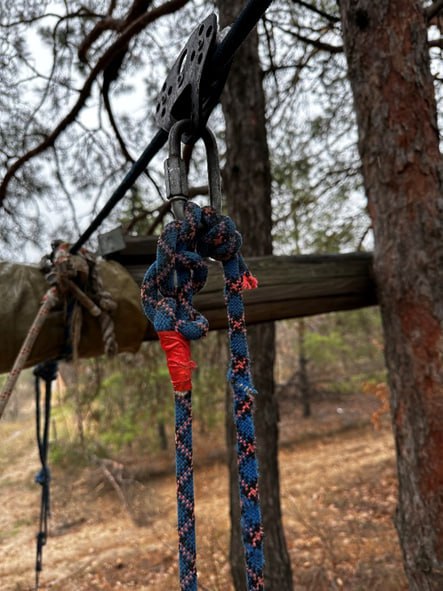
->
{"left": 33, "top": 360, "right": 58, "bottom": 591}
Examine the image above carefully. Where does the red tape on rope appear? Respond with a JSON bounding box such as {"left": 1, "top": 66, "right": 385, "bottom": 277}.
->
{"left": 158, "top": 331, "right": 197, "bottom": 392}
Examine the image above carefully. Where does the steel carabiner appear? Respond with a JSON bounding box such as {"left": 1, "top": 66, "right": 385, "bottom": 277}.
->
{"left": 164, "top": 119, "right": 222, "bottom": 219}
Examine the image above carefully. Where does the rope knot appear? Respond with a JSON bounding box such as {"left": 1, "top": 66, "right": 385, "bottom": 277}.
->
{"left": 33, "top": 361, "right": 58, "bottom": 383}
{"left": 35, "top": 467, "right": 51, "bottom": 487}
{"left": 40, "top": 242, "right": 119, "bottom": 360}
{"left": 141, "top": 206, "right": 209, "bottom": 342}
{"left": 197, "top": 205, "right": 242, "bottom": 262}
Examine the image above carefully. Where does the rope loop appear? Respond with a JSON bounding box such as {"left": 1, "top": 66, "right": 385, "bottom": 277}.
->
{"left": 141, "top": 201, "right": 250, "bottom": 341}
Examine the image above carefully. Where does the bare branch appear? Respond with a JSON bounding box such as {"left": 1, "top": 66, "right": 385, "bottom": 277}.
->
{"left": 21, "top": 11, "right": 73, "bottom": 137}
{"left": 52, "top": 147, "right": 81, "bottom": 236}
{"left": 284, "top": 27, "right": 343, "bottom": 54}
{"left": 107, "top": 0, "right": 119, "bottom": 17}
{"left": 124, "top": 200, "right": 171, "bottom": 234}
{"left": 357, "top": 224, "right": 372, "bottom": 252}
{"left": 102, "top": 89, "right": 163, "bottom": 199}
{"left": 97, "top": 458, "right": 132, "bottom": 518}
{"left": 78, "top": 17, "right": 124, "bottom": 63}
{"left": 262, "top": 16, "right": 281, "bottom": 103}
{"left": 103, "top": 88, "right": 136, "bottom": 162}
{"left": 79, "top": 0, "right": 154, "bottom": 63}
{"left": 291, "top": 0, "right": 340, "bottom": 24}
{"left": 145, "top": 201, "right": 172, "bottom": 235}
{"left": 188, "top": 185, "right": 209, "bottom": 198}
{"left": 0, "top": 0, "right": 190, "bottom": 206}
{"left": 0, "top": 9, "right": 104, "bottom": 29}
{"left": 425, "top": 0, "right": 443, "bottom": 20}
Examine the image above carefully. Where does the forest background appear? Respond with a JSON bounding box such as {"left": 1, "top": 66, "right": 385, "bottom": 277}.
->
{"left": 0, "top": 1, "right": 442, "bottom": 590}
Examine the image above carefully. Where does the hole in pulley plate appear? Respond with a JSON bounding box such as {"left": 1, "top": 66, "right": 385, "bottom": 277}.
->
{"left": 177, "top": 49, "right": 188, "bottom": 75}
{"left": 171, "top": 85, "right": 192, "bottom": 125}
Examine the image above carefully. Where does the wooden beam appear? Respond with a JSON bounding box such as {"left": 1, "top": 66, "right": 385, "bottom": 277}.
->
{"left": 0, "top": 251, "right": 377, "bottom": 373}
{"left": 126, "top": 252, "right": 377, "bottom": 340}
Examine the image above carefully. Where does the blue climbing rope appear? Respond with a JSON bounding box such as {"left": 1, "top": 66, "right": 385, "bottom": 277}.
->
{"left": 175, "top": 391, "right": 198, "bottom": 590}
{"left": 141, "top": 202, "right": 264, "bottom": 591}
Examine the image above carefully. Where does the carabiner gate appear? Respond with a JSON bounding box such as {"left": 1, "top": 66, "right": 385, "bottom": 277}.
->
{"left": 164, "top": 119, "right": 222, "bottom": 219}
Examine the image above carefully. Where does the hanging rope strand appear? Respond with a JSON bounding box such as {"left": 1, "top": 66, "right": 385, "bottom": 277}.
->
{"left": 223, "top": 255, "right": 264, "bottom": 590}
{"left": 34, "top": 360, "right": 58, "bottom": 591}
{"left": 175, "top": 390, "right": 198, "bottom": 590}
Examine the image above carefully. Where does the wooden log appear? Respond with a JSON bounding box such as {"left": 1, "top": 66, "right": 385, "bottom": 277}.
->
{"left": 123, "top": 252, "right": 378, "bottom": 340}
{"left": 0, "top": 249, "right": 376, "bottom": 374}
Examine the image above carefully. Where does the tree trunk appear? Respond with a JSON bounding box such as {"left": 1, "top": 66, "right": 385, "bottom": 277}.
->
{"left": 297, "top": 320, "right": 311, "bottom": 418}
{"left": 216, "top": 2, "right": 293, "bottom": 589}
{"left": 157, "top": 418, "right": 168, "bottom": 450}
{"left": 339, "top": 2, "right": 443, "bottom": 589}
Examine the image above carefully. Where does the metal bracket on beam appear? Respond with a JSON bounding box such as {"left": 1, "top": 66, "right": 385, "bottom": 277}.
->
{"left": 97, "top": 226, "right": 126, "bottom": 257}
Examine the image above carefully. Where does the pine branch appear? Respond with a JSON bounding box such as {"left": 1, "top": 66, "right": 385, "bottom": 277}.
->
{"left": 107, "top": 0, "right": 118, "bottom": 16}
{"left": 52, "top": 147, "right": 82, "bottom": 236}
{"left": 291, "top": 0, "right": 340, "bottom": 24}
{"left": 0, "top": 9, "right": 103, "bottom": 29}
{"left": 0, "top": 0, "right": 190, "bottom": 207}
{"left": 78, "top": 1, "right": 155, "bottom": 63}
{"left": 78, "top": 17, "right": 124, "bottom": 63}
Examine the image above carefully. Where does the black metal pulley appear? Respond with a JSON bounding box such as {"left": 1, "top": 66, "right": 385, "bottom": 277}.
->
{"left": 155, "top": 14, "right": 231, "bottom": 143}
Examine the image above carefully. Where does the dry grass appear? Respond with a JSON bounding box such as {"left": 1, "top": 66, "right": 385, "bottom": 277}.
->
{"left": 0, "top": 393, "right": 407, "bottom": 591}
{"left": 279, "top": 430, "right": 406, "bottom": 590}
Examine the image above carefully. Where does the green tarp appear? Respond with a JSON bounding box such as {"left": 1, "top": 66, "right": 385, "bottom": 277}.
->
{"left": 0, "top": 260, "right": 147, "bottom": 374}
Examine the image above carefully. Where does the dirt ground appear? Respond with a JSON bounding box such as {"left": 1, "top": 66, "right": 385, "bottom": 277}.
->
{"left": 0, "top": 392, "right": 408, "bottom": 591}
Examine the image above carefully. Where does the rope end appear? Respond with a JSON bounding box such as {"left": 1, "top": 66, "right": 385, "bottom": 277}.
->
{"left": 242, "top": 272, "right": 258, "bottom": 290}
